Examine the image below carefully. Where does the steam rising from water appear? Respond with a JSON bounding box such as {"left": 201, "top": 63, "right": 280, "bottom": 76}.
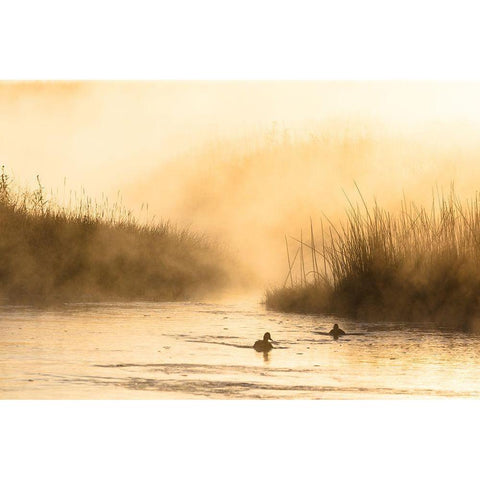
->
{"left": 123, "top": 119, "right": 480, "bottom": 285}
{"left": 3, "top": 81, "right": 480, "bottom": 287}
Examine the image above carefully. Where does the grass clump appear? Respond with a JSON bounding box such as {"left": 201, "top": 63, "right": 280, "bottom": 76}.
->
{"left": 0, "top": 167, "right": 232, "bottom": 304}
{"left": 266, "top": 185, "right": 480, "bottom": 331}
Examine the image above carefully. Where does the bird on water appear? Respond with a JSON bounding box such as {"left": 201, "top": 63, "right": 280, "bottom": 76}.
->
{"left": 329, "top": 323, "right": 346, "bottom": 339}
{"left": 253, "top": 332, "right": 274, "bottom": 352}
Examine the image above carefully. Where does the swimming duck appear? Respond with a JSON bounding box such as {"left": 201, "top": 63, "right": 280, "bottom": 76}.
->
{"left": 253, "top": 332, "right": 273, "bottom": 352}
{"left": 329, "top": 323, "right": 345, "bottom": 339}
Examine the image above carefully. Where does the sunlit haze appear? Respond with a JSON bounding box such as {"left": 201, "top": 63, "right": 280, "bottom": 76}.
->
{"left": 3, "top": 81, "right": 480, "bottom": 285}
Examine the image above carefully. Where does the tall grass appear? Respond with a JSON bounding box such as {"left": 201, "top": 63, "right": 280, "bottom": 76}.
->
{"left": 266, "top": 185, "right": 480, "bottom": 331}
{"left": 133, "top": 121, "right": 480, "bottom": 286}
{"left": 0, "top": 167, "right": 233, "bottom": 304}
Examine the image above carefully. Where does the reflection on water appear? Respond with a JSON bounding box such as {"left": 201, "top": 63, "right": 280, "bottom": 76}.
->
{"left": 1, "top": 297, "right": 480, "bottom": 398}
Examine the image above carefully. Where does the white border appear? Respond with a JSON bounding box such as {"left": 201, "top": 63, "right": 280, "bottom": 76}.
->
{"left": 1, "top": 1, "right": 480, "bottom": 79}
{"left": 1, "top": 400, "right": 479, "bottom": 479}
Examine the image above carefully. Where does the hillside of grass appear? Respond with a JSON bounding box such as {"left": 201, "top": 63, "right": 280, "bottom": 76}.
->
{"left": 0, "top": 167, "right": 233, "bottom": 304}
{"left": 266, "top": 187, "right": 480, "bottom": 332}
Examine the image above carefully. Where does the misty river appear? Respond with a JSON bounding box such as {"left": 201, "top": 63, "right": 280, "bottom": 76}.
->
{"left": 2, "top": 296, "right": 480, "bottom": 399}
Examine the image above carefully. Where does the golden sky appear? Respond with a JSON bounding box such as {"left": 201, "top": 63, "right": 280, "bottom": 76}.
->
{"left": 2, "top": 81, "right": 480, "bottom": 197}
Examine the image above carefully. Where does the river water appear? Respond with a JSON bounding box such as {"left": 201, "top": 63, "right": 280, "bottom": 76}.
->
{"left": 1, "top": 296, "right": 480, "bottom": 399}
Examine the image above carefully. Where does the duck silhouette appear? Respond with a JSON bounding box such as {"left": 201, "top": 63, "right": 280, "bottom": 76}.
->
{"left": 329, "top": 323, "right": 346, "bottom": 339}
{"left": 253, "top": 332, "right": 273, "bottom": 352}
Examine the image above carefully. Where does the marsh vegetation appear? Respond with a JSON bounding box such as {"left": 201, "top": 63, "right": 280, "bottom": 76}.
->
{"left": 266, "top": 186, "right": 480, "bottom": 331}
{"left": 4, "top": 123, "right": 480, "bottom": 329}
{"left": 0, "top": 167, "right": 233, "bottom": 304}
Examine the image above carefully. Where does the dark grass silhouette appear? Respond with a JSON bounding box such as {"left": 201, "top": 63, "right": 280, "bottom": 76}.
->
{"left": 266, "top": 186, "right": 480, "bottom": 332}
{"left": 0, "top": 167, "right": 233, "bottom": 304}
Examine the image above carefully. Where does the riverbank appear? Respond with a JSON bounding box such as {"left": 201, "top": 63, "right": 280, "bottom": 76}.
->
{"left": 266, "top": 188, "right": 480, "bottom": 332}
{"left": 0, "top": 167, "right": 234, "bottom": 304}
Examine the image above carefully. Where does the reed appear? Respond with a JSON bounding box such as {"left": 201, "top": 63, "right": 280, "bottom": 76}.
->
{"left": 267, "top": 185, "right": 480, "bottom": 331}
{"left": 0, "top": 167, "right": 233, "bottom": 304}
